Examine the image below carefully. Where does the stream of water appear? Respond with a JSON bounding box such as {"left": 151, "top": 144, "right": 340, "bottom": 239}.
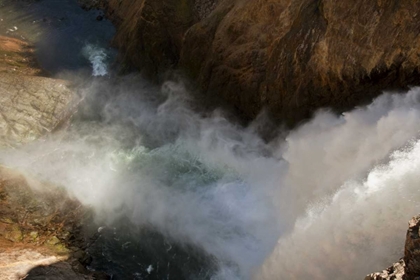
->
{"left": 2, "top": 1, "right": 420, "bottom": 280}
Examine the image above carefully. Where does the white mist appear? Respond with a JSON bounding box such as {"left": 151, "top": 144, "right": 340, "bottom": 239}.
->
{"left": 1, "top": 78, "right": 420, "bottom": 279}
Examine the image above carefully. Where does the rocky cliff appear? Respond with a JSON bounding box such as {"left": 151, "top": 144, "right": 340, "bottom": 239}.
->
{"left": 365, "top": 215, "right": 420, "bottom": 280}
{"left": 97, "top": 0, "right": 420, "bottom": 125}
{"left": 0, "top": 36, "right": 100, "bottom": 279}
{"left": 0, "top": 36, "right": 79, "bottom": 147}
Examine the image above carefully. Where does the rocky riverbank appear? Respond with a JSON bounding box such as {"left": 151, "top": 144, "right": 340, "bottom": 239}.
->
{"left": 0, "top": 35, "right": 104, "bottom": 279}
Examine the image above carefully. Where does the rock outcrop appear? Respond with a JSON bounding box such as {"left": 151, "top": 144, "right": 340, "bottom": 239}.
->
{"left": 0, "top": 166, "right": 106, "bottom": 280}
{"left": 365, "top": 215, "right": 420, "bottom": 280}
{"left": 0, "top": 36, "right": 96, "bottom": 279}
{"left": 96, "top": 0, "right": 420, "bottom": 125}
{"left": 0, "top": 36, "right": 78, "bottom": 147}
{"left": 0, "top": 35, "right": 44, "bottom": 76}
{"left": 0, "top": 74, "right": 78, "bottom": 146}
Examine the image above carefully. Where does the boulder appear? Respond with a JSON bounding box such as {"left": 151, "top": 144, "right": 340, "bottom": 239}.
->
{"left": 0, "top": 36, "right": 78, "bottom": 147}
{"left": 0, "top": 74, "right": 77, "bottom": 146}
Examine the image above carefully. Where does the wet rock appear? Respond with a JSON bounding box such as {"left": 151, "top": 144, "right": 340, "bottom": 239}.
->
{"left": 98, "top": 0, "right": 195, "bottom": 78}
{"left": 365, "top": 259, "right": 405, "bottom": 280}
{"left": 100, "top": 0, "right": 420, "bottom": 125}
{"left": 0, "top": 35, "right": 43, "bottom": 76}
{"left": 77, "top": 0, "right": 107, "bottom": 11}
{"left": 2, "top": 224, "right": 23, "bottom": 242}
{"left": 0, "top": 167, "right": 100, "bottom": 279}
{"left": 404, "top": 216, "right": 420, "bottom": 279}
{"left": 365, "top": 215, "right": 420, "bottom": 280}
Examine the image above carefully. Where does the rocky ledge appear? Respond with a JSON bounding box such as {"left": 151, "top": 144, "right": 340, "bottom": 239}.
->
{"left": 0, "top": 166, "right": 106, "bottom": 280}
{"left": 0, "top": 36, "right": 79, "bottom": 147}
{"left": 0, "top": 35, "right": 100, "bottom": 279}
{"left": 365, "top": 215, "right": 420, "bottom": 280}
{"left": 92, "top": 0, "right": 420, "bottom": 126}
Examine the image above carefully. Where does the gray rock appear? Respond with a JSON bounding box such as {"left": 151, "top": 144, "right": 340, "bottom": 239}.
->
{"left": 365, "top": 215, "right": 420, "bottom": 280}
{"left": 0, "top": 73, "right": 77, "bottom": 146}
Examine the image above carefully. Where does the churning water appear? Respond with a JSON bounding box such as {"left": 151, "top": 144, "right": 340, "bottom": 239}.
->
{"left": 2, "top": 1, "right": 420, "bottom": 280}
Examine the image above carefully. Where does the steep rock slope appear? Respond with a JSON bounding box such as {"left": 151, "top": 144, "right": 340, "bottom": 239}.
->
{"left": 0, "top": 36, "right": 78, "bottom": 146}
{"left": 365, "top": 215, "right": 420, "bottom": 280}
{"left": 0, "top": 36, "right": 99, "bottom": 279}
{"left": 100, "top": 0, "right": 420, "bottom": 124}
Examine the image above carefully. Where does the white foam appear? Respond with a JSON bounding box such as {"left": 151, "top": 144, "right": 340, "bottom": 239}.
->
{"left": 83, "top": 44, "right": 108, "bottom": 76}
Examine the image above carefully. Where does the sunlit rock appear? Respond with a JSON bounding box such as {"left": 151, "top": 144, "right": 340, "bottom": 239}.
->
{"left": 98, "top": 0, "right": 420, "bottom": 125}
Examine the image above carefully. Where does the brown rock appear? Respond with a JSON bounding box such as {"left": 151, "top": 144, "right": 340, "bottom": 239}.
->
{"left": 101, "top": 0, "right": 195, "bottom": 78}
{"left": 0, "top": 35, "right": 44, "bottom": 76}
{"left": 0, "top": 74, "right": 77, "bottom": 146}
{"left": 100, "top": 0, "right": 420, "bottom": 125}
{"left": 404, "top": 216, "right": 420, "bottom": 279}
{"left": 365, "top": 215, "right": 420, "bottom": 280}
{"left": 365, "top": 259, "right": 405, "bottom": 280}
{"left": 0, "top": 167, "right": 98, "bottom": 280}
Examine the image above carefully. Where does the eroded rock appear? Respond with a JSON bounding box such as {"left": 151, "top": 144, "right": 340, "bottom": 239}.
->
{"left": 0, "top": 35, "right": 43, "bottom": 76}
{"left": 0, "top": 166, "right": 98, "bottom": 279}
{"left": 0, "top": 35, "right": 98, "bottom": 279}
{"left": 365, "top": 259, "right": 405, "bottom": 280}
{"left": 365, "top": 215, "right": 420, "bottom": 280}
{"left": 97, "top": 0, "right": 420, "bottom": 125}
{"left": 0, "top": 74, "right": 77, "bottom": 146}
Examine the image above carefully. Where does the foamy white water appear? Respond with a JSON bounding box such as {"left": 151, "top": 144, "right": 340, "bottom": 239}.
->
{"left": 83, "top": 44, "right": 109, "bottom": 76}
{"left": 1, "top": 78, "right": 420, "bottom": 279}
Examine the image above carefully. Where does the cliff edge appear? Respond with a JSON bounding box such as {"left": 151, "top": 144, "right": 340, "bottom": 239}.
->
{"left": 96, "top": 0, "right": 420, "bottom": 125}
{"left": 366, "top": 215, "right": 420, "bottom": 280}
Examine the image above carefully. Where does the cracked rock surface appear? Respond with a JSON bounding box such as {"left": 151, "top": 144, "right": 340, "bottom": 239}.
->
{"left": 0, "top": 35, "right": 98, "bottom": 279}
{"left": 0, "top": 74, "right": 76, "bottom": 146}
{"left": 0, "top": 36, "right": 77, "bottom": 147}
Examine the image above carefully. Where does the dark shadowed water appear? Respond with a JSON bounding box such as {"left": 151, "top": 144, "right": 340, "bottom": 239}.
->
{"left": 0, "top": 0, "right": 115, "bottom": 74}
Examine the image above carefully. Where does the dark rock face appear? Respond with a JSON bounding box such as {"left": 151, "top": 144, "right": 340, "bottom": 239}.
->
{"left": 100, "top": 0, "right": 196, "bottom": 78}
{"left": 99, "top": 0, "right": 420, "bottom": 125}
{"left": 365, "top": 215, "right": 420, "bottom": 280}
{"left": 404, "top": 216, "right": 420, "bottom": 279}
{"left": 0, "top": 167, "right": 107, "bottom": 280}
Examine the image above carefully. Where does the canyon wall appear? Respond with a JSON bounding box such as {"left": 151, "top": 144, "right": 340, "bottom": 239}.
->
{"left": 100, "top": 0, "right": 420, "bottom": 125}
{"left": 365, "top": 215, "right": 420, "bottom": 280}
{"left": 0, "top": 36, "right": 77, "bottom": 146}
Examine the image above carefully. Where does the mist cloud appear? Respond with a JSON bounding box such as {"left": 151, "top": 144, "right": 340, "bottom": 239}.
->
{"left": 1, "top": 77, "right": 420, "bottom": 279}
